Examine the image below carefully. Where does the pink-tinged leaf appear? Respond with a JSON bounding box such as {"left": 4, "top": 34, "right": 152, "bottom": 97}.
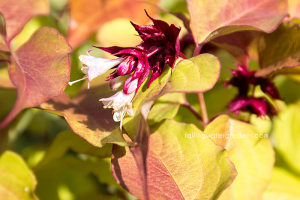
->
{"left": 256, "top": 22, "right": 300, "bottom": 77}
{"left": 212, "top": 31, "right": 262, "bottom": 66}
{"left": 0, "top": 0, "right": 49, "bottom": 41}
{"left": 186, "top": 0, "right": 289, "bottom": 46}
{"left": 0, "top": 26, "right": 72, "bottom": 129}
{"left": 68, "top": 0, "right": 159, "bottom": 48}
{"left": 112, "top": 119, "right": 237, "bottom": 200}
{"left": 39, "top": 84, "right": 130, "bottom": 147}
{"left": 0, "top": 13, "right": 9, "bottom": 52}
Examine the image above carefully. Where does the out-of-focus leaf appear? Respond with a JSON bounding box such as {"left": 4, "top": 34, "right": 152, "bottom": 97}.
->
{"left": 35, "top": 155, "right": 119, "bottom": 200}
{"left": 262, "top": 167, "right": 300, "bottom": 200}
{"left": 167, "top": 54, "right": 221, "bottom": 93}
{"left": 256, "top": 22, "right": 300, "bottom": 77}
{"left": 39, "top": 86, "right": 130, "bottom": 148}
{"left": 0, "top": 151, "right": 38, "bottom": 200}
{"left": 0, "top": 0, "right": 49, "bottom": 41}
{"left": 212, "top": 31, "right": 262, "bottom": 66}
{"left": 35, "top": 130, "right": 112, "bottom": 170}
{"left": 0, "top": 26, "right": 73, "bottom": 129}
{"left": 148, "top": 93, "right": 185, "bottom": 125}
{"left": 288, "top": 0, "right": 300, "bottom": 20}
{"left": 205, "top": 115, "right": 274, "bottom": 200}
{"left": 68, "top": 0, "right": 159, "bottom": 48}
{"left": 186, "top": 0, "right": 288, "bottom": 46}
{"left": 112, "top": 119, "right": 237, "bottom": 200}
{"left": 272, "top": 102, "right": 300, "bottom": 174}
{"left": 272, "top": 66, "right": 300, "bottom": 82}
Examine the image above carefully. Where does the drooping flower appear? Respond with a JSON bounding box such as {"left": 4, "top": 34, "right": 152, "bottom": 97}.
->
{"left": 226, "top": 63, "right": 280, "bottom": 118}
{"left": 71, "top": 12, "right": 183, "bottom": 129}
{"left": 68, "top": 50, "right": 124, "bottom": 88}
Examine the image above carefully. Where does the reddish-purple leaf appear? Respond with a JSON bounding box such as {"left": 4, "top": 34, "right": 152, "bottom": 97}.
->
{"left": 0, "top": 27, "right": 72, "bottom": 129}
{"left": 0, "top": 0, "right": 49, "bottom": 41}
{"left": 212, "top": 31, "right": 262, "bottom": 66}
{"left": 186, "top": 0, "right": 288, "bottom": 46}
{"left": 112, "top": 120, "right": 237, "bottom": 200}
{"left": 39, "top": 84, "right": 130, "bottom": 147}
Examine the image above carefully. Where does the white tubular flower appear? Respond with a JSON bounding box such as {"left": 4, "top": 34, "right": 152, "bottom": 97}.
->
{"left": 68, "top": 50, "right": 124, "bottom": 88}
{"left": 100, "top": 79, "right": 138, "bottom": 130}
{"left": 100, "top": 91, "right": 135, "bottom": 130}
{"left": 110, "top": 76, "right": 127, "bottom": 91}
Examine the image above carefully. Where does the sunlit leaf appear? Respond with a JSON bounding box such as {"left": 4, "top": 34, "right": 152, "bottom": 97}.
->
{"left": 256, "top": 22, "right": 300, "bottom": 76}
{"left": 0, "top": 26, "right": 72, "bottom": 129}
{"left": 288, "top": 0, "right": 300, "bottom": 20}
{"left": 186, "top": 0, "right": 288, "bottom": 45}
{"left": 0, "top": 151, "right": 38, "bottom": 200}
{"left": 68, "top": 0, "right": 159, "bottom": 48}
{"left": 0, "top": 0, "right": 49, "bottom": 41}
{"left": 167, "top": 54, "right": 221, "bottom": 93}
{"left": 272, "top": 102, "right": 300, "bottom": 174}
{"left": 35, "top": 130, "right": 112, "bottom": 170}
{"left": 112, "top": 119, "right": 237, "bottom": 200}
{"left": 262, "top": 167, "right": 300, "bottom": 200}
{"left": 272, "top": 66, "right": 300, "bottom": 83}
{"left": 205, "top": 115, "right": 274, "bottom": 200}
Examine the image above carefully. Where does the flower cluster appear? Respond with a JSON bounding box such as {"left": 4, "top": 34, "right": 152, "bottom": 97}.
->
{"left": 69, "top": 11, "right": 181, "bottom": 129}
{"left": 226, "top": 63, "right": 280, "bottom": 117}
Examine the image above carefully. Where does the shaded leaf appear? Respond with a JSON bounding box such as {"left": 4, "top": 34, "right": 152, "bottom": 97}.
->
{"left": 272, "top": 66, "right": 300, "bottom": 82}
{"left": 256, "top": 22, "right": 300, "bottom": 76}
{"left": 35, "top": 130, "right": 112, "bottom": 171}
{"left": 0, "top": 0, "right": 49, "bottom": 41}
{"left": 148, "top": 93, "right": 185, "bottom": 125}
{"left": 212, "top": 31, "right": 262, "bottom": 66}
{"left": 205, "top": 115, "right": 275, "bottom": 200}
{"left": 68, "top": 0, "right": 159, "bottom": 48}
{"left": 272, "top": 102, "right": 300, "bottom": 174}
{"left": 0, "top": 26, "right": 73, "bottom": 129}
{"left": 0, "top": 151, "right": 38, "bottom": 200}
{"left": 112, "top": 119, "right": 237, "bottom": 200}
{"left": 39, "top": 86, "right": 130, "bottom": 148}
{"left": 186, "top": 0, "right": 288, "bottom": 45}
{"left": 262, "top": 167, "right": 300, "bottom": 200}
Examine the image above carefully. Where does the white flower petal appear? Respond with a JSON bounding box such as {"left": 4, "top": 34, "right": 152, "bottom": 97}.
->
{"left": 110, "top": 76, "right": 127, "bottom": 91}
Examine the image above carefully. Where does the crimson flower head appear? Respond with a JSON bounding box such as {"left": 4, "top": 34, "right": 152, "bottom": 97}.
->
{"left": 226, "top": 63, "right": 280, "bottom": 118}
{"left": 69, "top": 11, "right": 182, "bottom": 129}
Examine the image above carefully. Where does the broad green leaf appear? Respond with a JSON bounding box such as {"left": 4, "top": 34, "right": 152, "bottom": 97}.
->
{"left": 272, "top": 102, "right": 300, "bottom": 173}
{"left": 68, "top": 0, "right": 159, "bottom": 48}
{"left": 262, "top": 167, "right": 300, "bottom": 200}
{"left": 256, "top": 22, "right": 300, "bottom": 77}
{"left": 148, "top": 93, "right": 185, "bottom": 125}
{"left": 0, "top": 26, "right": 73, "bottom": 129}
{"left": 186, "top": 0, "right": 288, "bottom": 45}
{"left": 35, "top": 155, "right": 120, "bottom": 200}
{"left": 35, "top": 130, "right": 112, "bottom": 170}
{"left": 272, "top": 66, "right": 300, "bottom": 83}
{"left": 0, "top": 151, "right": 38, "bottom": 200}
{"left": 167, "top": 54, "right": 221, "bottom": 93}
{"left": 0, "top": 0, "right": 49, "bottom": 41}
{"left": 112, "top": 119, "right": 237, "bottom": 200}
{"left": 205, "top": 115, "right": 275, "bottom": 200}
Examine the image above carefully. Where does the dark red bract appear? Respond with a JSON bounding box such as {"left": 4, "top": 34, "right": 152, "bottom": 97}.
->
{"left": 226, "top": 63, "right": 280, "bottom": 117}
{"left": 94, "top": 11, "right": 181, "bottom": 94}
